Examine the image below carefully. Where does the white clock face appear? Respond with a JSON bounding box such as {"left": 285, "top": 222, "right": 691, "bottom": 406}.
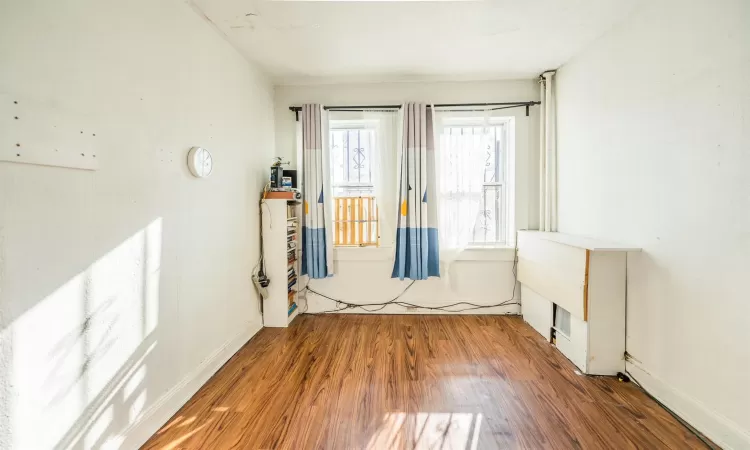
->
{"left": 188, "top": 147, "right": 213, "bottom": 178}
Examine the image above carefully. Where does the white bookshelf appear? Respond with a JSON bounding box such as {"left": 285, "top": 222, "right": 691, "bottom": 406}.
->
{"left": 260, "top": 198, "right": 302, "bottom": 327}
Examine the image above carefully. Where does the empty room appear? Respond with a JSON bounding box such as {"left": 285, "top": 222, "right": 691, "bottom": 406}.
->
{"left": 1, "top": 0, "right": 747, "bottom": 448}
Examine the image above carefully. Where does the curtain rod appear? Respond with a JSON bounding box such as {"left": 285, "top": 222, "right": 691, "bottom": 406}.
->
{"left": 289, "top": 101, "right": 541, "bottom": 119}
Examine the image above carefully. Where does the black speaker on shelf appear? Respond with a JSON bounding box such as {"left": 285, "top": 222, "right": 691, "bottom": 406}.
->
{"left": 270, "top": 166, "right": 284, "bottom": 188}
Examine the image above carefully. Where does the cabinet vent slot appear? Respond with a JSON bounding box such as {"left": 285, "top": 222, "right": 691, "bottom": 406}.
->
{"left": 554, "top": 304, "right": 571, "bottom": 337}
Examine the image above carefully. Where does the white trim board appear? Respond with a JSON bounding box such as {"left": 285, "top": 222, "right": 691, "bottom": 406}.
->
{"left": 115, "top": 319, "right": 263, "bottom": 449}
{"left": 627, "top": 361, "right": 750, "bottom": 450}
{"left": 518, "top": 231, "right": 641, "bottom": 252}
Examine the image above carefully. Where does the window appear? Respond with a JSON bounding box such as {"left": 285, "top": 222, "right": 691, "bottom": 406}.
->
{"left": 329, "top": 121, "right": 379, "bottom": 247}
{"left": 438, "top": 117, "right": 514, "bottom": 247}
{"left": 330, "top": 123, "right": 375, "bottom": 197}
{"left": 326, "top": 113, "right": 513, "bottom": 250}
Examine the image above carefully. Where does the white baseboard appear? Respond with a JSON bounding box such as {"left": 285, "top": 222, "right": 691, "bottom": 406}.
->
{"left": 115, "top": 319, "right": 263, "bottom": 449}
{"left": 626, "top": 361, "right": 750, "bottom": 449}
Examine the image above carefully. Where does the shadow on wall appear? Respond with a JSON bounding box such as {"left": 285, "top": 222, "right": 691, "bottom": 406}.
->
{"left": 0, "top": 218, "right": 164, "bottom": 450}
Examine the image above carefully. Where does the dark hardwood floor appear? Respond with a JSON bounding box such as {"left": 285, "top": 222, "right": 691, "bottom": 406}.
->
{"left": 142, "top": 315, "right": 713, "bottom": 449}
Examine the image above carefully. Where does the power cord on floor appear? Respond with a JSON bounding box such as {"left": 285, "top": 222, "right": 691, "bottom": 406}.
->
{"left": 297, "top": 278, "right": 310, "bottom": 314}
{"left": 625, "top": 370, "right": 715, "bottom": 449}
{"left": 307, "top": 280, "right": 417, "bottom": 313}
{"left": 303, "top": 246, "right": 521, "bottom": 314}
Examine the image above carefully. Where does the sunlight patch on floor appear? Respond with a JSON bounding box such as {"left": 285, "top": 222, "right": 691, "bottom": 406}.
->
{"left": 366, "top": 412, "right": 483, "bottom": 450}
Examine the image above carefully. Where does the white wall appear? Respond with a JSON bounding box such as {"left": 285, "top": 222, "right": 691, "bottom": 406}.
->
{"left": 275, "top": 81, "right": 539, "bottom": 314}
{"left": 0, "top": 0, "right": 274, "bottom": 448}
{"left": 556, "top": 0, "right": 750, "bottom": 447}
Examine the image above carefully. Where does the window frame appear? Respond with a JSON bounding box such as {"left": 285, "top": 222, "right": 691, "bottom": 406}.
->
{"left": 329, "top": 119, "right": 379, "bottom": 196}
{"left": 438, "top": 116, "right": 516, "bottom": 248}
{"left": 329, "top": 119, "right": 381, "bottom": 248}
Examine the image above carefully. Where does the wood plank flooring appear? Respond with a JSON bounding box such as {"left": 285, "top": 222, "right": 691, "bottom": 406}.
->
{"left": 142, "top": 315, "right": 714, "bottom": 449}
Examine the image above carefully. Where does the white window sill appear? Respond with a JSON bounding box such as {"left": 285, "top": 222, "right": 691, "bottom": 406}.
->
{"left": 445, "top": 247, "right": 516, "bottom": 261}
{"left": 333, "top": 246, "right": 515, "bottom": 262}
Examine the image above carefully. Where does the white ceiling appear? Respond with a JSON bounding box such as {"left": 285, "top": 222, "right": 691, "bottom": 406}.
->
{"left": 191, "top": 0, "right": 637, "bottom": 85}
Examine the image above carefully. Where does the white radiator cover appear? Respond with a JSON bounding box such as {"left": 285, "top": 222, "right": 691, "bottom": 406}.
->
{"left": 518, "top": 231, "right": 639, "bottom": 375}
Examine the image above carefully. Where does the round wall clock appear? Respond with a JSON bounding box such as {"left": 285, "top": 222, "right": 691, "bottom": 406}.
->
{"left": 187, "top": 146, "right": 213, "bottom": 178}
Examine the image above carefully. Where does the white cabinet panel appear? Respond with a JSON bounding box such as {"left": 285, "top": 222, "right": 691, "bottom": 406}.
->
{"left": 518, "top": 231, "right": 636, "bottom": 376}
{"left": 518, "top": 232, "right": 586, "bottom": 320}
{"left": 521, "top": 285, "right": 553, "bottom": 341}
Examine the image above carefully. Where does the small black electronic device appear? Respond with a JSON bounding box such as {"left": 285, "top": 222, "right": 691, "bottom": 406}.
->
{"left": 283, "top": 169, "right": 298, "bottom": 189}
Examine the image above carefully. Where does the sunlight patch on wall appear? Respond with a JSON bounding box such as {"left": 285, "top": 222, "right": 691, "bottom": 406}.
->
{"left": 5, "top": 218, "right": 163, "bottom": 449}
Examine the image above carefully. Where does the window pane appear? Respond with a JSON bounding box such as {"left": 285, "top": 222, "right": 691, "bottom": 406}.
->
{"left": 472, "top": 184, "right": 505, "bottom": 245}
{"left": 348, "top": 129, "right": 372, "bottom": 185}
{"left": 438, "top": 122, "right": 507, "bottom": 246}
{"left": 331, "top": 130, "right": 346, "bottom": 186}
{"left": 439, "top": 126, "right": 484, "bottom": 248}
{"left": 331, "top": 128, "right": 374, "bottom": 188}
{"left": 485, "top": 126, "right": 496, "bottom": 183}
{"left": 329, "top": 123, "right": 379, "bottom": 247}
{"left": 495, "top": 125, "right": 505, "bottom": 184}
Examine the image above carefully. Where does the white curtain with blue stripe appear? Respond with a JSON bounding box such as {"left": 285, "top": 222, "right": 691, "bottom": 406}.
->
{"left": 301, "top": 104, "right": 334, "bottom": 278}
{"left": 391, "top": 103, "right": 440, "bottom": 280}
